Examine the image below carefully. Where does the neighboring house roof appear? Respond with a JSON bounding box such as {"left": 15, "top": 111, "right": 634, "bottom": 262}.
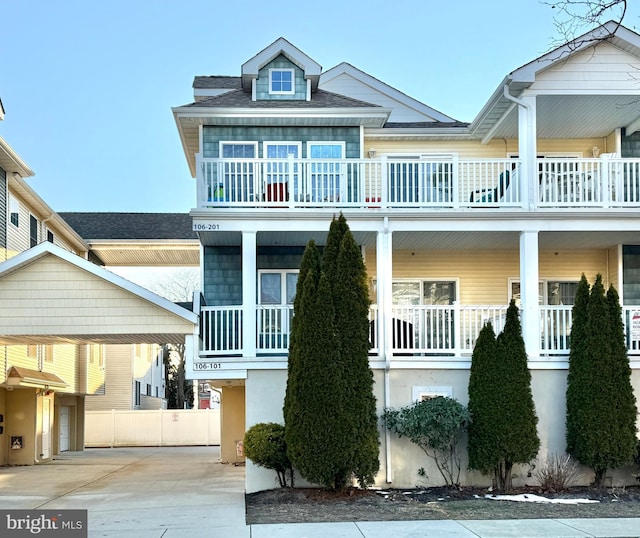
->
{"left": 241, "top": 37, "right": 322, "bottom": 91}
{"left": 319, "top": 62, "right": 458, "bottom": 123}
{"left": 470, "top": 20, "right": 640, "bottom": 141}
{"left": 58, "top": 212, "right": 199, "bottom": 267}
{"left": 58, "top": 212, "right": 197, "bottom": 241}
{"left": 181, "top": 88, "right": 381, "bottom": 109}
{"left": 0, "top": 242, "right": 198, "bottom": 345}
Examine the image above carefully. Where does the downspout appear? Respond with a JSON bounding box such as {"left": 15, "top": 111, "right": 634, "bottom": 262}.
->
{"left": 382, "top": 216, "right": 393, "bottom": 484}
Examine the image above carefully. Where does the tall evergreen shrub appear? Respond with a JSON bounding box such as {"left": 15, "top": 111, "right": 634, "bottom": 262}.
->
{"left": 468, "top": 301, "right": 540, "bottom": 491}
{"left": 284, "top": 214, "right": 379, "bottom": 490}
{"left": 567, "top": 274, "right": 637, "bottom": 486}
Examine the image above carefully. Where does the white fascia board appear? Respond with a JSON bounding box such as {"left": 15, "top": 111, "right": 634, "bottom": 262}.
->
{"left": 173, "top": 106, "right": 391, "bottom": 125}
{"left": 0, "top": 242, "right": 199, "bottom": 324}
{"left": 172, "top": 109, "right": 197, "bottom": 178}
{"left": 320, "top": 62, "right": 457, "bottom": 123}
{"left": 0, "top": 136, "right": 34, "bottom": 177}
{"left": 241, "top": 38, "right": 321, "bottom": 89}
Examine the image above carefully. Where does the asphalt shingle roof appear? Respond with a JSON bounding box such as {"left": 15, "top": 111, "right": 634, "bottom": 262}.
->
{"left": 58, "top": 213, "right": 197, "bottom": 241}
{"left": 193, "top": 76, "right": 242, "bottom": 89}
{"left": 383, "top": 121, "right": 470, "bottom": 129}
{"left": 180, "top": 89, "right": 380, "bottom": 109}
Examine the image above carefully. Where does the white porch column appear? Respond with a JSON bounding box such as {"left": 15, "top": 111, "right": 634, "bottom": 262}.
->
{"left": 517, "top": 94, "right": 538, "bottom": 210}
{"left": 520, "top": 230, "right": 540, "bottom": 360}
{"left": 242, "top": 231, "right": 257, "bottom": 357}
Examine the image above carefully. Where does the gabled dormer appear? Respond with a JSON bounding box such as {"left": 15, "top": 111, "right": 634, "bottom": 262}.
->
{"left": 241, "top": 37, "right": 321, "bottom": 101}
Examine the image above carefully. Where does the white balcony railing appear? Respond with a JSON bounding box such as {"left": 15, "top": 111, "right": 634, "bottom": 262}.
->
{"left": 199, "top": 304, "right": 640, "bottom": 357}
{"left": 197, "top": 156, "right": 640, "bottom": 210}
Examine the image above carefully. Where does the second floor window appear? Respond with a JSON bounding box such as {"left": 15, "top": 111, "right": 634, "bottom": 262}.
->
{"left": 29, "top": 215, "right": 37, "bottom": 247}
{"left": 9, "top": 195, "right": 19, "bottom": 227}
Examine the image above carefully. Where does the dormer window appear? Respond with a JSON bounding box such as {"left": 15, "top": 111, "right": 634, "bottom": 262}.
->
{"left": 269, "top": 68, "right": 294, "bottom": 94}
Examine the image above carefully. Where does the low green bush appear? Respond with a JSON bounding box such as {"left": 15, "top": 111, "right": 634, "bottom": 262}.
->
{"left": 243, "top": 422, "right": 293, "bottom": 487}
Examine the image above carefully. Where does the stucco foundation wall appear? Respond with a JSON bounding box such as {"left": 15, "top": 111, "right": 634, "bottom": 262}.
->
{"left": 245, "top": 366, "right": 640, "bottom": 493}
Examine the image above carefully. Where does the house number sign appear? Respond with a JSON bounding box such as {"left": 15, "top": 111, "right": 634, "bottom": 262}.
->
{"left": 193, "top": 362, "right": 223, "bottom": 371}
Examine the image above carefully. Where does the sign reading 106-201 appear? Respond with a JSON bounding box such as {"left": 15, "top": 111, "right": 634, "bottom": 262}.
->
{"left": 193, "top": 362, "right": 222, "bottom": 371}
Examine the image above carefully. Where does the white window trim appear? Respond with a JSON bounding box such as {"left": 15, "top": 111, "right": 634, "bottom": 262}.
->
{"left": 389, "top": 278, "right": 459, "bottom": 305}
{"left": 218, "top": 141, "right": 258, "bottom": 159}
{"left": 412, "top": 385, "right": 453, "bottom": 402}
{"left": 262, "top": 141, "right": 302, "bottom": 158}
{"left": 306, "top": 141, "right": 346, "bottom": 159}
{"left": 269, "top": 68, "right": 295, "bottom": 95}
{"left": 258, "top": 270, "right": 299, "bottom": 305}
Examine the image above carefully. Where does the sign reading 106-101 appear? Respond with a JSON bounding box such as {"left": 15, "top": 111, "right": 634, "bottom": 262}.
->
{"left": 193, "top": 362, "right": 223, "bottom": 371}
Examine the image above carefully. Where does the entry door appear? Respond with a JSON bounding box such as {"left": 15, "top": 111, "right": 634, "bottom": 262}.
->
{"left": 59, "top": 406, "right": 70, "bottom": 452}
{"left": 42, "top": 398, "right": 51, "bottom": 459}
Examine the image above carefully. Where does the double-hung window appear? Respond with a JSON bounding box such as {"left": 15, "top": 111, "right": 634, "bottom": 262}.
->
{"left": 269, "top": 69, "right": 294, "bottom": 94}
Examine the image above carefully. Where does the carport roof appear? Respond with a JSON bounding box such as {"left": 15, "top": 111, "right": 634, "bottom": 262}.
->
{"left": 0, "top": 242, "right": 198, "bottom": 345}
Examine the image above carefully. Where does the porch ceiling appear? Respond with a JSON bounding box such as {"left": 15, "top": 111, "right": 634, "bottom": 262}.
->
{"left": 197, "top": 229, "right": 636, "bottom": 251}
{"left": 485, "top": 95, "right": 640, "bottom": 140}
{"left": 0, "top": 333, "right": 189, "bottom": 346}
{"left": 392, "top": 230, "right": 640, "bottom": 251}
{"left": 86, "top": 241, "right": 200, "bottom": 266}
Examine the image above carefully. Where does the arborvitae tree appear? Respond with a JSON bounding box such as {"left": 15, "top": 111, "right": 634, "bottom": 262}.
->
{"left": 605, "top": 284, "right": 638, "bottom": 473}
{"left": 493, "top": 299, "right": 540, "bottom": 491}
{"left": 468, "top": 322, "right": 503, "bottom": 477}
{"left": 334, "top": 225, "right": 379, "bottom": 488}
{"left": 567, "top": 274, "right": 638, "bottom": 487}
{"left": 283, "top": 240, "right": 320, "bottom": 435}
{"left": 567, "top": 275, "right": 637, "bottom": 487}
{"left": 286, "top": 271, "right": 347, "bottom": 488}
{"left": 284, "top": 214, "right": 379, "bottom": 490}
{"left": 566, "top": 273, "right": 591, "bottom": 458}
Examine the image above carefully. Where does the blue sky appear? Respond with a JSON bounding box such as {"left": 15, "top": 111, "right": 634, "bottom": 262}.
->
{"left": 2, "top": 0, "right": 637, "bottom": 213}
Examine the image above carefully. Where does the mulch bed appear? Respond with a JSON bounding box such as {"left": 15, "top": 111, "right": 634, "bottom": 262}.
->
{"left": 245, "top": 485, "right": 640, "bottom": 524}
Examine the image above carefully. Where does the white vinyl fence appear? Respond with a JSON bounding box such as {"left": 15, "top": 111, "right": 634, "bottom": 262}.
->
{"left": 85, "top": 409, "right": 220, "bottom": 448}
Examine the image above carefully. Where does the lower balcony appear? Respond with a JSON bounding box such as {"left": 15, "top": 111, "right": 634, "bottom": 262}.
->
{"left": 198, "top": 304, "right": 640, "bottom": 358}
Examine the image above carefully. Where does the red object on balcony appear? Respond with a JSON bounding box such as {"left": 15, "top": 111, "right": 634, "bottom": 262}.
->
{"left": 266, "top": 183, "right": 288, "bottom": 202}
{"left": 366, "top": 196, "right": 381, "bottom": 208}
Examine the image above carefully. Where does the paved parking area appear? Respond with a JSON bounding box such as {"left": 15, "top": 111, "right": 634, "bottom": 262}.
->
{"left": 0, "top": 446, "right": 248, "bottom": 538}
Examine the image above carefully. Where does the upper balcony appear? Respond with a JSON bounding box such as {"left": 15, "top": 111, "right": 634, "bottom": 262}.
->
{"left": 196, "top": 156, "right": 640, "bottom": 211}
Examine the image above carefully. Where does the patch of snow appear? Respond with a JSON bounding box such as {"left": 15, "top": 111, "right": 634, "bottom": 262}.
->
{"left": 485, "top": 494, "right": 599, "bottom": 504}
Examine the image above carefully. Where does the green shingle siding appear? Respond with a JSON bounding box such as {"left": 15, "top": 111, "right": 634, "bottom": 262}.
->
{"left": 203, "top": 127, "right": 360, "bottom": 158}
{"left": 203, "top": 246, "right": 308, "bottom": 304}
{"left": 256, "top": 56, "right": 306, "bottom": 101}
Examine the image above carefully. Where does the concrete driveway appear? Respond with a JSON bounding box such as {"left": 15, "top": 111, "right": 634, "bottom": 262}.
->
{"left": 0, "top": 446, "right": 248, "bottom": 538}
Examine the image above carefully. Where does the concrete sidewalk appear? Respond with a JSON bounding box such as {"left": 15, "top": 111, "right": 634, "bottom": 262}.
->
{"left": 0, "top": 446, "right": 638, "bottom": 537}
